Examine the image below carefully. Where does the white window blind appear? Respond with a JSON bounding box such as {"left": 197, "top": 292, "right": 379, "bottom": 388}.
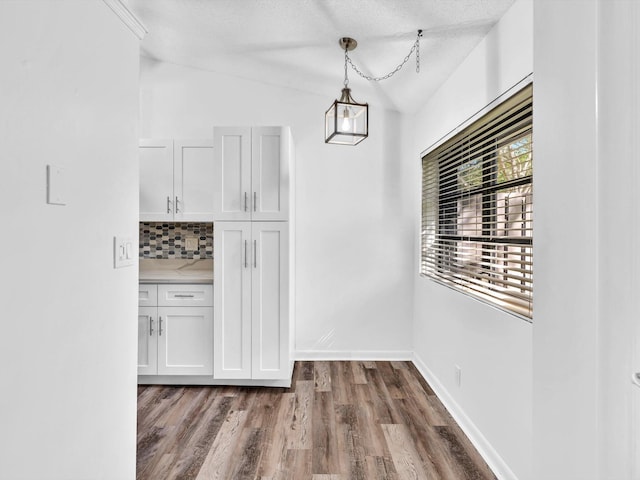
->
{"left": 421, "top": 84, "right": 533, "bottom": 319}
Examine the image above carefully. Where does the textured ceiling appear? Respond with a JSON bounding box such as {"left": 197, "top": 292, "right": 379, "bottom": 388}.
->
{"left": 128, "top": 0, "right": 516, "bottom": 113}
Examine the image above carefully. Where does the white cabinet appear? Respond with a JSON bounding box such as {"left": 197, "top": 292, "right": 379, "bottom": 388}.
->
{"left": 137, "top": 284, "right": 213, "bottom": 376}
{"left": 156, "top": 306, "right": 213, "bottom": 375}
{"left": 137, "top": 306, "right": 157, "bottom": 375}
{"left": 139, "top": 140, "right": 173, "bottom": 221}
{"left": 212, "top": 222, "right": 251, "bottom": 378}
{"left": 251, "top": 222, "right": 290, "bottom": 379}
{"left": 214, "top": 222, "right": 289, "bottom": 379}
{"left": 138, "top": 283, "right": 158, "bottom": 308}
{"left": 139, "top": 139, "right": 214, "bottom": 221}
{"left": 213, "top": 127, "right": 290, "bottom": 221}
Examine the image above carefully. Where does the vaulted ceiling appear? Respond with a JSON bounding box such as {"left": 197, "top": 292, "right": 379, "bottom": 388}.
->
{"left": 128, "top": 0, "right": 516, "bottom": 113}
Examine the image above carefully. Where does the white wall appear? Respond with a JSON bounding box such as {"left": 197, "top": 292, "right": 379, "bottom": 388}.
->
{"left": 407, "top": 1, "right": 533, "bottom": 479}
{"left": 409, "top": 0, "right": 640, "bottom": 478}
{"left": 0, "top": 2, "right": 140, "bottom": 479}
{"left": 596, "top": 3, "right": 640, "bottom": 478}
{"left": 533, "top": 2, "right": 598, "bottom": 478}
{"left": 140, "top": 59, "right": 414, "bottom": 358}
{"left": 534, "top": 1, "right": 640, "bottom": 479}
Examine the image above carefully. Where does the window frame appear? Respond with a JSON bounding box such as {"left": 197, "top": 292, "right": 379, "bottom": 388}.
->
{"left": 420, "top": 78, "right": 533, "bottom": 321}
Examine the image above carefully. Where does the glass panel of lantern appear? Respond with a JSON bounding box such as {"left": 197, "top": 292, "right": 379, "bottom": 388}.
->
{"left": 325, "top": 99, "right": 368, "bottom": 146}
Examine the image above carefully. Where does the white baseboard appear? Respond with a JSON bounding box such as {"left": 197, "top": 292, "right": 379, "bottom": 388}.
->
{"left": 411, "top": 353, "right": 518, "bottom": 480}
{"left": 138, "top": 375, "right": 291, "bottom": 388}
{"left": 294, "top": 350, "right": 413, "bottom": 361}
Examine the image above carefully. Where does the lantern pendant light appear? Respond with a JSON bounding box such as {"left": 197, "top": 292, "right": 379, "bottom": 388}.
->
{"left": 324, "top": 37, "right": 369, "bottom": 146}
{"left": 323, "top": 30, "right": 423, "bottom": 146}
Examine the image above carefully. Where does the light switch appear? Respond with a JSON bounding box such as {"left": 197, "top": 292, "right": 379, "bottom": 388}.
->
{"left": 114, "top": 236, "right": 135, "bottom": 268}
{"left": 47, "top": 164, "right": 67, "bottom": 205}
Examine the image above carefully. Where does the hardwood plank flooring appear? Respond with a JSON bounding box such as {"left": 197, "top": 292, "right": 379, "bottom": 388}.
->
{"left": 137, "top": 361, "right": 497, "bottom": 480}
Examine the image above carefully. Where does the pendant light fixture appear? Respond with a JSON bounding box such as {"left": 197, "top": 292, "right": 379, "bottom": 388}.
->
{"left": 324, "top": 31, "right": 423, "bottom": 146}
{"left": 324, "top": 37, "right": 368, "bottom": 146}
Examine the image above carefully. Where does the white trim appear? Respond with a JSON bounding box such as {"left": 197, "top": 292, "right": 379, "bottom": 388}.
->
{"left": 138, "top": 375, "right": 291, "bottom": 388}
{"left": 411, "top": 352, "right": 519, "bottom": 480}
{"left": 295, "top": 350, "right": 413, "bottom": 361}
{"left": 102, "top": 0, "right": 148, "bottom": 40}
{"left": 420, "top": 73, "right": 533, "bottom": 158}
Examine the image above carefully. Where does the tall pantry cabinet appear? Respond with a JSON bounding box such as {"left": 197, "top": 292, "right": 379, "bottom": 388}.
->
{"left": 213, "top": 127, "right": 294, "bottom": 381}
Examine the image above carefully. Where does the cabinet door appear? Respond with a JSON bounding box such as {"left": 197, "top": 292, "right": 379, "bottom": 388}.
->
{"left": 214, "top": 222, "right": 252, "bottom": 378}
{"left": 251, "top": 222, "right": 290, "bottom": 379}
{"left": 251, "top": 127, "right": 289, "bottom": 221}
{"left": 157, "top": 306, "right": 213, "bottom": 376}
{"left": 213, "top": 127, "right": 252, "bottom": 220}
{"left": 138, "top": 307, "right": 158, "bottom": 375}
{"left": 174, "top": 140, "right": 215, "bottom": 221}
{"left": 139, "top": 139, "right": 174, "bottom": 221}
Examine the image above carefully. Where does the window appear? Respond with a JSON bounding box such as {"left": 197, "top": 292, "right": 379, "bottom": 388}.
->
{"left": 421, "top": 84, "right": 533, "bottom": 319}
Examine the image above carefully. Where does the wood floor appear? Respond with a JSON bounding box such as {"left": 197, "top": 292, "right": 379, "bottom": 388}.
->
{"left": 137, "top": 361, "right": 496, "bottom": 480}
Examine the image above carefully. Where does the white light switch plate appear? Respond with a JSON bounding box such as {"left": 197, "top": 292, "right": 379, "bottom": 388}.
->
{"left": 47, "top": 164, "right": 67, "bottom": 205}
{"left": 114, "top": 236, "right": 135, "bottom": 268}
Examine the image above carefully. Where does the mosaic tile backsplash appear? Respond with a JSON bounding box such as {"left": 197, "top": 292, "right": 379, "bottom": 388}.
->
{"left": 139, "top": 222, "right": 213, "bottom": 259}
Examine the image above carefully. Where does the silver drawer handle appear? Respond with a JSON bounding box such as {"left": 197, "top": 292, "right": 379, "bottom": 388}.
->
{"left": 244, "top": 192, "right": 248, "bottom": 212}
{"left": 159, "top": 317, "right": 163, "bottom": 336}
{"left": 174, "top": 294, "right": 195, "bottom": 298}
{"left": 166, "top": 196, "right": 172, "bottom": 214}
{"left": 253, "top": 191, "right": 257, "bottom": 212}
{"left": 244, "top": 240, "right": 248, "bottom": 268}
{"left": 175, "top": 196, "right": 180, "bottom": 213}
{"left": 149, "top": 317, "right": 154, "bottom": 336}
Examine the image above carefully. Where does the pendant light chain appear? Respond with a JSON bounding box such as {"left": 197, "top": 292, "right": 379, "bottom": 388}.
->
{"left": 346, "top": 30, "right": 423, "bottom": 82}
{"left": 344, "top": 47, "right": 349, "bottom": 88}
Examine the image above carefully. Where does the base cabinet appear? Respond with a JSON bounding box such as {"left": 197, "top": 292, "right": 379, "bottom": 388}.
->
{"left": 214, "top": 221, "right": 290, "bottom": 380}
{"left": 138, "top": 284, "right": 213, "bottom": 376}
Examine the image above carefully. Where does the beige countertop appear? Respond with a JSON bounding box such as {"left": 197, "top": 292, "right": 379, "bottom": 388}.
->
{"left": 139, "top": 258, "right": 213, "bottom": 284}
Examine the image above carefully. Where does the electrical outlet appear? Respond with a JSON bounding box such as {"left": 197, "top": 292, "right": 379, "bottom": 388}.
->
{"left": 454, "top": 365, "right": 462, "bottom": 387}
{"left": 185, "top": 236, "right": 198, "bottom": 251}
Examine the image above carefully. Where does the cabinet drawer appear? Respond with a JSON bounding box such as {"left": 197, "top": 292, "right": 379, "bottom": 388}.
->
{"left": 139, "top": 284, "right": 158, "bottom": 307}
{"left": 158, "top": 284, "right": 213, "bottom": 307}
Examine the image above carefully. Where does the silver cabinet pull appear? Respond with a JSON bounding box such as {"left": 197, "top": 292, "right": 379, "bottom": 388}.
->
{"left": 175, "top": 196, "right": 180, "bottom": 213}
{"left": 244, "top": 192, "right": 248, "bottom": 212}
{"left": 253, "top": 192, "right": 257, "bottom": 212}
{"left": 174, "top": 294, "right": 194, "bottom": 298}
{"left": 149, "top": 317, "right": 154, "bottom": 336}
{"left": 159, "top": 317, "right": 163, "bottom": 336}
{"left": 244, "top": 240, "right": 248, "bottom": 268}
{"left": 166, "top": 196, "right": 172, "bottom": 214}
{"left": 253, "top": 239, "right": 257, "bottom": 268}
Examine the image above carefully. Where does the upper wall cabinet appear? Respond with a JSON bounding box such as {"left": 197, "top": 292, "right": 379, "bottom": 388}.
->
{"left": 213, "top": 127, "right": 290, "bottom": 221}
{"left": 139, "top": 139, "right": 215, "bottom": 222}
